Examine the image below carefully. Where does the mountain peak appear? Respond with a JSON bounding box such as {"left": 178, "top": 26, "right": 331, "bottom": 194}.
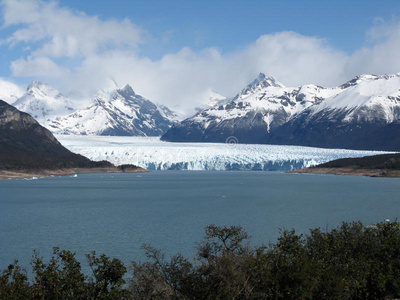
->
{"left": 340, "top": 74, "right": 390, "bottom": 89}
{"left": 13, "top": 81, "right": 74, "bottom": 123}
{"left": 249, "top": 73, "right": 283, "bottom": 88}
{"left": 25, "top": 81, "right": 61, "bottom": 98}
{"left": 257, "top": 72, "right": 266, "bottom": 80}
{"left": 118, "top": 84, "right": 136, "bottom": 98}
{"left": 27, "top": 81, "right": 45, "bottom": 91}
{"left": 122, "top": 84, "right": 135, "bottom": 94}
{"left": 48, "top": 83, "right": 177, "bottom": 136}
{"left": 237, "top": 73, "right": 284, "bottom": 99}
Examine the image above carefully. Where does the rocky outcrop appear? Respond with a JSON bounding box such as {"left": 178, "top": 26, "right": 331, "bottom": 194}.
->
{"left": 0, "top": 100, "right": 113, "bottom": 170}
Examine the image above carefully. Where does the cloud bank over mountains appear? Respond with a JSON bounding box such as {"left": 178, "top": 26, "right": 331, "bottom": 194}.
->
{"left": 1, "top": 0, "right": 400, "bottom": 115}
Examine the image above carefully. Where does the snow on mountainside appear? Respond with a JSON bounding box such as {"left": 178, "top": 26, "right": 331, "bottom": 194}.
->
{"left": 0, "top": 79, "right": 24, "bottom": 104}
{"left": 194, "top": 89, "right": 230, "bottom": 113}
{"left": 56, "top": 135, "right": 388, "bottom": 171}
{"left": 48, "top": 84, "right": 176, "bottom": 136}
{"left": 13, "top": 81, "right": 75, "bottom": 126}
{"left": 157, "top": 103, "right": 180, "bottom": 123}
{"left": 162, "top": 73, "right": 342, "bottom": 143}
{"left": 310, "top": 74, "right": 400, "bottom": 122}
{"left": 162, "top": 73, "right": 400, "bottom": 151}
{"left": 266, "top": 73, "right": 400, "bottom": 150}
{"left": 206, "top": 90, "right": 230, "bottom": 107}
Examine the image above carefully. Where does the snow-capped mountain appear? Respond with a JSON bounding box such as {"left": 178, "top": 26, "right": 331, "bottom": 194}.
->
{"left": 162, "top": 73, "right": 400, "bottom": 151}
{"left": 48, "top": 84, "right": 177, "bottom": 136}
{"left": 307, "top": 74, "right": 400, "bottom": 123}
{"left": 162, "top": 73, "right": 341, "bottom": 144}
{"left": 194, "top": 90, "right": 230, "bottom": 113}
{"left": 266, "top": 74, "right": 400, "bottom": 150}
{"left": 0, "top": 79, "right": 24, "bottom": 104}
{"left": 157, "top": 103, "right": 180, "bottom": 123}
{"left": 13, "top": 81, "right": 75, "bottom": 126}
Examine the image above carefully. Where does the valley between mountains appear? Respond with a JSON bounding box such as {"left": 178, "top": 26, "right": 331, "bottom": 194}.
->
{"left": 2, "top": 72, "right": 400, "bottom": 176}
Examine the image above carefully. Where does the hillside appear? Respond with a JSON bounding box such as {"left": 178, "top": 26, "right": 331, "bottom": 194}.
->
{"left": 293, "top": 152, "right": 400, "bottom": 177}
{"left": 0, "top": 100, "right": 145, "bottom": 178}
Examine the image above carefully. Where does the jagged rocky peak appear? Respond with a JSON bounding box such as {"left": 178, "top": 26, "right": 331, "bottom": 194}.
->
{"left": 236, "top": 73, "right": 284, "bottom": 99}
{"left": 27, "top": 80, "right": 43, "bottom": 90}
{"left": 25, "top": 81, "right": 60, "bottom": 97}
{"left": 118, "top": 84, "right": 136, "bottom": 98}
{"left": 13, "top": 81, "right": 75, "bottom": 123}
{"left": 157, "top": 104, "right": 180, "bottom": 122}
{"left": 48, "top": 83, "right": 177, "bottom": 136}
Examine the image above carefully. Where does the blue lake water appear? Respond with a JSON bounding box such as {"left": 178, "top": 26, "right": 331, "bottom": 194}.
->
{"left": 1, "top": 171, "right": 399, "bottom": 274}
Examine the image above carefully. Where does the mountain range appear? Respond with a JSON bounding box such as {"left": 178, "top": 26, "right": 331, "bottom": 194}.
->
{"left": 2, "top": 73, "right": 400, "bottom": 151}
{"left": 162, "top": 73, "right": 400, "bottom": 151}
{"left": 11, "top": 81, "right": 178, "bottom": 136}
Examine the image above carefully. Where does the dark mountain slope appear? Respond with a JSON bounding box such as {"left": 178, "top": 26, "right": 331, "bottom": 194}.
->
{"left": 0, "top": 100, "right": 113, "bottom": 170}
{"left": 316, "top": 153, "right": 400, "bottom": 169}
{"left": 266, "top": 111, "right": 400, "bottom": 151}
{"left": 293, "top": 152, "right": 400, "bottom": 177}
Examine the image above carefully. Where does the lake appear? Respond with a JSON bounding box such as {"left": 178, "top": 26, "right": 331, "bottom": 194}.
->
{"left": 0, "top": 171, "right": 399, "bottom": 275}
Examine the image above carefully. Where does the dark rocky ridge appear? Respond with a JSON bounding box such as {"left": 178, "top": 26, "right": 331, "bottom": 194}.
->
{"left": 265, "top": 110, "right": 400, "bottom": 151}
{"left": 0, "top": 100, "right": 116, "bottom": 171}
{"left": 293, "top": 152, "right": 400, "bottom": 177}
{"left": 162, "top": 110, "right": 275, "bottom": 144}
{"left": 317, "top": 153, "right": 400, "bottom": 169}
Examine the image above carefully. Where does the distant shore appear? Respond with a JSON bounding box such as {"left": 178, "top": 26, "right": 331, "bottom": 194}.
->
{"left": 290, "top": 167, "right": 400, "bottom": 177}
{"left": 0, "top": 166, "right": 148, "bottom": 180}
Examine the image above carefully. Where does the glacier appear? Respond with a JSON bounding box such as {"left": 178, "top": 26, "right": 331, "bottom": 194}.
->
{"left": 56, "top": 135, "right": 389, "bottom": 171}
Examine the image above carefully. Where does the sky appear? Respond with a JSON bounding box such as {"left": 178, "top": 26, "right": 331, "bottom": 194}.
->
{"left": 1, "top": 0, "right": 400, "bottom": 114}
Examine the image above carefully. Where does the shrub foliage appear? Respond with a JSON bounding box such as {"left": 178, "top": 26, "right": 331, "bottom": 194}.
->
{"left": 1, "top": 221, "right": 400, "bottom": 299}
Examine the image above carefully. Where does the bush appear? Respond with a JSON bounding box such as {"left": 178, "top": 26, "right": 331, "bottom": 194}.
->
{"left": 129, "top": 222, "right": 400, "bottom": 299}
{"left": 1, "top": 221, "right": 400, "bottom": 299}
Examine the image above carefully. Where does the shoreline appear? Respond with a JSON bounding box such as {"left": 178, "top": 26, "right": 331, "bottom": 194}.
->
{"left": 290, "top": 167, "right": 400, "bottom": 177}
{"left": 0, "top": 166, "right": 148, "bottom": 180}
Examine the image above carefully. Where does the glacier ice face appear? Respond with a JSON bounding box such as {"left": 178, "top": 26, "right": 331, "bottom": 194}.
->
{"left": 56, "top": 135, "right": 389, "bottom": 171}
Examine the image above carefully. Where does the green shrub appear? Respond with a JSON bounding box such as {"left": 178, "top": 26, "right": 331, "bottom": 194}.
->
{"left": 1, "top": 221, "right": 400, "bottom": 299}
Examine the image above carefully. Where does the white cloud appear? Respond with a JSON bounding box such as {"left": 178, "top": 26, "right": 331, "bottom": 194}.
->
{"left": 87, "top": 33, "right": 347, "bottom": 114}
{"left": 237, "top": 32, "right": 348, "bottom": 87}
{"left": 344, "top": 20, "right": 400, "bottom": 78}
{"left": 0, "top": 78, "right": 24, "bottom": 104}
{"left": 11, "top": 56, "right": 68, "bottom": 77}
{"left": 1, "top": 0, "right": 143, "bottom": 57}
{"left": 2, "top": 0, "right": 400, "bottom": 116}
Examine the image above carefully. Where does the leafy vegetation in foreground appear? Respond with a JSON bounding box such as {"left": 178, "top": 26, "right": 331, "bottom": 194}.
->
{"left": 1, "top": 221, "right": 400, "bottom": 299}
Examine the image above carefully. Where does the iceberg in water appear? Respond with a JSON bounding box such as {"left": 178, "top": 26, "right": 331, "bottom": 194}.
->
{"left": 56, "top": 135, "right": 390, "bottom": 171}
